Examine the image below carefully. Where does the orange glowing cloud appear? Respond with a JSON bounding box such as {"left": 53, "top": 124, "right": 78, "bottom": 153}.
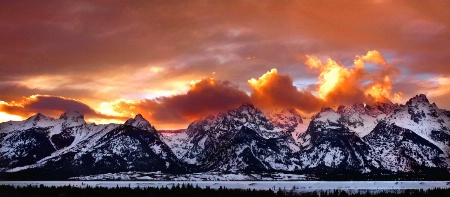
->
{"left": 1, "top": 1, "right": 450, "bottom": 127}
{"left": 306, "top": 50, "right": 402, "bottom": 105}
{"left": 248, "top": 68, "right": 323, "bottom": 113}
{"left": 0, "top": 94, "right": 117, "bottom": 122}
{"left": 96, "top": 78, "right": 251, "bottom": 129}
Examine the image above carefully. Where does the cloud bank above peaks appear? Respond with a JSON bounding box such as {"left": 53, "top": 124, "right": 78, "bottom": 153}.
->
{"left": 0, "top": 50, "right": 418, "bottom": 129}
{"left": 87, "top": 50, "right": 405, "bottom": 128}
{"left": 1, "top": 0, "right": 449, "bottom": 128}
{"left": 248, "top": 69, "right": 323, "bottom": 113}
{"left": 0, "top": 95, "right": 105, "bottom": 121}
{"left": 306, "top": 50, "right": 402, "bottom": 106}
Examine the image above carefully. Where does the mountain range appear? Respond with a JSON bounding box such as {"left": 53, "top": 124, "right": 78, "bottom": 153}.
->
{"left": 1, "top": 94, "right": 449, "bottom": 180}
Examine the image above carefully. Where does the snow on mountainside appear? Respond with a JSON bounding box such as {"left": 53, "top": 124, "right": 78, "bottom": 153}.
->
{"left": 266, "top": 108, "right": 309, "bottom": 144}
{"left": 160, "top": 131, "right": 190, "bottom": 159}
{"left": 386, "top": 95, "right": 450, "bottom": 149}
{"left": 295, "top": 95, "right": 449, "bottom": 173}
{"left": 337, "top": 102, "right": 398, "bottom": 137}
{"left": 0, "top": 111, "right": 85, "bottom": 135}
{"left": 182, "top": 103, "right": 300, "bottom": 171}
{"left": 1, "top": 114, "right": 183, "bottom": 178}
{"left": 0, "top": 111, "right": 90, "bottom": 171}
{"left": 364, "top": 121, "right": 446, "bottom": 172}
{"left": 267, "top": 108, "right": 303, "bottom": 129}
{"left": 1, "top": 94, "right": 450, "bottom": 180}
{"left": 298, "top": 108, "right": 374, "bottom": 173}
{"left": 124, "top": 114, "right": 155, "bottom": 131}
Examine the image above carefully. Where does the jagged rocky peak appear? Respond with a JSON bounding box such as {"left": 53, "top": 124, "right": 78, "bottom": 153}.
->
{"left": 337, "top": 104, "right": 365, "bottom": 115}
{"left": 337, "top": 100, "right": 397, "bottom": 118}
{"left": 59, "top": 111, "right": 86, "bottom": 125}
{"left": 22, "top": 113, "right": 55, "bottom": 128}
{"left": 60, "top": 111, "right": 84, "bottom": 120}
{"left": 405, "top": 94, "right": 439, "bottom": 122}
{"left": 268, "top": 108, "right": 303, "bottom": 122}
{"left": 267, "top": 108, "right": 303, "bottom": 130}
{"left": 406, "top": 94, "right": 429, "bottom": 105}
{"left": 124, "top": 114, "right": 155, "bottom": 131}
{"left": 186, "top": 103, "right": 279, "bottom": 140}
{"left": 372, "top": 101, "right": 398, "bottom": 115}
{"left": 229, "top": 103, "right": 269, "bottom": 123}
{"left": 27, "top": 113, "right": 51, "bottom": 122}
{"left": 235, "top": 103, "right": 258, "bottom": 114}
{"left": 313, "top": 107, "right": 340, "bottom": 123}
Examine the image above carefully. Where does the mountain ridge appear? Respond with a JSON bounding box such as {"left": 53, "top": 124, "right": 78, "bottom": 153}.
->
{"left": 1, "top": 94, "right": 449, "bottom": 180}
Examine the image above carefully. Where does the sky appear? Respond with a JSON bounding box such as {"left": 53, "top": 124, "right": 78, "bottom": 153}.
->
{"left": 1, "top": 0, "right": 450, "bottom": 129}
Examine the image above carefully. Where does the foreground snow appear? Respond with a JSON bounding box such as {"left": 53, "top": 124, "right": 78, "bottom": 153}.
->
{"left": 69, "top": 172, "right": 310, "bottom": 181}
{"left": 1, "top": 181, "right": 450, "bottom": 194}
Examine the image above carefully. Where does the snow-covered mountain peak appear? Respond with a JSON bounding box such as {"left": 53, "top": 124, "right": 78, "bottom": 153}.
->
{"left": 134, "top": 114, "right": 145, "bottom": 121}
{"left": 26, "top": 113, "right": 54, "bottom": 123}
{"left": 385, "top": 94, "right": 450, "bottom": 164}
{"left": 337, "top": 101, "right": 397, "bottom": 118}
{"left": 313, "top": 107, "right": 340, "bottom": 124}
{"left": 124, "top": 114, "right": 155, "bottom": 131}
{"left": 267, "top": 108, "right": 303, "bottom": 129}
{"left": 268, "top": 108, "right": 303, "bottom": 120}
{"left": 27, "top": 113, "right": 45, "bottom": 121}
{"left": 406, "top": 94, "right": 429, "bottom": 105}
{"left": 226, "top": 103, "right": 271, "bottom": 127}
{"left": 234, "top": 103, "right": 259, "bottom": 116}
{"left": 340, "top": 103, "right": 365, "bottom": 112}
{"left": 59, "top": 111, "right": 85, "bottom": 122}
{"left": 371, "top": 101, "right": 398, "bottom": 116}
{"left": 337, "top": 104, "right": 365, "bottom": 117}
{"left": 333, "top": 101, "right": 399, "bottom": 138}
{"left": 1, "top": 94, "right": 450, "bottom": 178}
{"left": 58, "top": 111, "right": 86, "bottom": 128}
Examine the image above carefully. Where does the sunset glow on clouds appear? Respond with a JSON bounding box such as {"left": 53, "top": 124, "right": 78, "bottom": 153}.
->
{"left": 305, "top": 50, "right": 401, "bottom": 105}
{"left": 1, "top": 0, "right": 450, "bottom": 129}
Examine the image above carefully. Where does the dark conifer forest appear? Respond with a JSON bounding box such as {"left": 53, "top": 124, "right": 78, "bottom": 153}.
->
{"left": 1, "top": 184, "right": 450, "bottom": 197}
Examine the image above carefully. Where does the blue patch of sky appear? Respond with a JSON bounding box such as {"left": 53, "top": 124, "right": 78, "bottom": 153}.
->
{"left": 292, "top": 78, "right": 317, "bottom": 90}
{"left": 364, "top": 62, "right": 379, "bottom": 73}
{"left": 414, "top": 73, "right": 438, "bottom": 81}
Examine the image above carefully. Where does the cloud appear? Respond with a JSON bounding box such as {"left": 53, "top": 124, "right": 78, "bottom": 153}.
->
{"left": 98, "top": 78, "right": 250, "bottom": 129}
{"left": 0, "top": 1, "right": 449, "bottom": 127}
{"left": 248, "top": 69, "right": 323, "bottom": 113}
{"left": 145, "top": 78, "right": 250, "bottom": 124}
{"left": 306, "top": 50, "right": 401, "bottom": 105}
{"left": 0, "top": 95, "right": 107, "bottom": 120}
{"left": 0, "top": 82, "right": 97, "bottom": 102}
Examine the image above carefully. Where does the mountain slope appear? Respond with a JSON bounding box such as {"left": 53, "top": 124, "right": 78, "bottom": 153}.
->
{"left": 182, "top": 104, "right": 300, "bottom": 172}
{"left": 1, "top": 114, "right": 184, "bottom": 179}
{"left": 336, "top": 102, "right": 398, "bottom": 137}
{"left": 1, "top": 94, "right": 450, "bottom": 180}
{"left": 385, "top": 94, "right": 450, "bottom": 164}
{"left": 298, "top": 108, "right": 374, "bottom": 173}
{"left": 364, "top": 121, "right": 446, "bottom": 172}
{"left": 267, "top": 108, "right": 309, "bottom": 144}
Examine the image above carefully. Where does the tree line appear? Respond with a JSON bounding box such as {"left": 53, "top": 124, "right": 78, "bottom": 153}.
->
{"left": 0, "top": 184, "right": 449, "bottom": 197}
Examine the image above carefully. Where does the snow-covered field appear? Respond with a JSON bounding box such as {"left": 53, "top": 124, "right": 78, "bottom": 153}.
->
{"left": 1, "top": 181, "right": 450, "bottom": 193}
{"left": 69, "top": 172, "right": 310, "bottom": 181}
